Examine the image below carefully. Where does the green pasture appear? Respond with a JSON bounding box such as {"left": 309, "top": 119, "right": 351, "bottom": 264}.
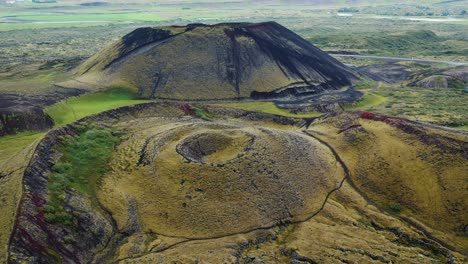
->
{"left": 45, "top": 87, "right": 151, "bottom": 127}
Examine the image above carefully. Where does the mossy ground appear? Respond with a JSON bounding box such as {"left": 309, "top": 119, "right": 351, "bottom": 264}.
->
{"left": 308, "top": 113, "right": 468, "bottom": 253}
{"left": 99, "top": 118, "right": 343, "bottom": 238}
{"left": 1, "top": 2, "right": 467, "bottom": 262}
{"left": 44, "top": 124, "right": 120, "bottom": 227}
{"left": 45, "top": 87, "right": 150, "bottom": 127}
{"left": 345, "top": 90, "right": 388, "bottom": 111}
{"left": 348, "top": 78, "right": 468, "bottom": 128}
{"left": 212, "top": 101, "right": 321, "bottom": 118}
{"left": 0, "top": 131, "right": 45, "bottom": 164}
{"left": 85, "top": 105, "right": 467, "bottom": 262}
{"left": 0, "top": 137, "right": 42, "bottom": 260}
{"left": 0, "top": 68, "right": 68, "bottom": 95}
{"left": 308, "top": 29, "right": 468, "bottom": 61}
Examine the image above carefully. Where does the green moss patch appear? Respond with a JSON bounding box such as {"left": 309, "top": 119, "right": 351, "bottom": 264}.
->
{"left": 43, "top": 123, "right": 120, "bottom": 227}
{"left": 387, "top": 202, "right": 403, "bottom": 214}
{"left": 345, "top": 91, "right": 388, "bottom": 110}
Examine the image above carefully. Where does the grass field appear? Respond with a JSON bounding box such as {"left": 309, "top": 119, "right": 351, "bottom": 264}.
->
{"left": 45, "top": 87, "right": 151, "bottom": 127}
{"left": 2, "top": 78, "right": 465, "bottom": 165}
{"left": 350, "top": 78, "right": 468, "bottom": 127}
{"left": 375, "top": 86, "right": 468, "bottom": 126}
{"left": 345, "top": 91, "right": 388, "bottom": 111}
{"left": 0, "top": 88, "right": 383, "bottom": 166}
{"left": 0, "top": 2, "right": 466, "bottom": 261}
{"left": 0, "top": 68, "right": 69, "bottom": 94}
{"left": 0, "top": 131, "right": 45, "bottom": 164}
{"left": 345, "top": 80, "right": 388, "bottom": 111}
{"left": 306, "top": 26, "right": 468, "bottom": 61}
{"left": 212, "top": 101, "right": 322, "bottom": 118}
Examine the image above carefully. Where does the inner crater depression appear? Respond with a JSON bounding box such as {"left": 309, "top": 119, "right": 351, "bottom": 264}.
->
{"left": 176, "top": 130, "right": 254, "bottom": 164}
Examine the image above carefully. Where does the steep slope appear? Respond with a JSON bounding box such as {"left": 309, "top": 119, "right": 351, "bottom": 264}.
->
{"left": 3, "top": 103, "right": 467, "bottom": 263}
{"left": 65, "top": 22, "right": 357, "bottom": 100}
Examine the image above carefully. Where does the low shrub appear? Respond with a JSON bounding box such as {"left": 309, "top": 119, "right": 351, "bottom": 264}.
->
{"left": 388, "top": 202, "right": 402, "bottom": 213}
{"left": 43, "top": 123, "right": 120, "bottom": 227}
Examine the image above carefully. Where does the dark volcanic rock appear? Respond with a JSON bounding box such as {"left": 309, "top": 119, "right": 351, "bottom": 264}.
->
{"left": 0, "top": 87, "right": 86, "bottom": 136}
{"left": 8, "top": 126, "right": 114, "bottom": 264}
{"left": 0, "top": 108, "right": 53, "bottom": 136}
{"left": 68, "top": 22, "right": 358, "bottom": 100}
{"left": 0, "top": 94, "right": 54, "bottom": 136}
{"left": 274, "top": 88, "right": 363, "bottom": 113}
{"left": 356, "top": 63, "right": 412, "bottom": 84}
{"left": 409, "top": 66, "right": 468, "bottom": 89}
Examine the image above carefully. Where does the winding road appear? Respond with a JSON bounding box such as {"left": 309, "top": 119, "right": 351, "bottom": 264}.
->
{"left": 331, "top": 54, "right": 468, "bottom": 66}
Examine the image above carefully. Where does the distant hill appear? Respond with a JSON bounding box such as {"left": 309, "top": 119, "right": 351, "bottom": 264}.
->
{"left": 410, "top": 66, "right": 468, "bottom": 89}
{"left": 65, "top": 22, "right": 357, "bottom": 100}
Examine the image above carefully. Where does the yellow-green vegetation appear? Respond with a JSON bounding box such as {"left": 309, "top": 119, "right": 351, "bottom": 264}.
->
{"left": 0, "top": 138, "right": 42, "bottom": 261}
{"left": 70, "top": 22, "right": 357, "bottom": 101}
{"left": 1, "top": 1, "right": 467, "bottom": 261}
{"left": 45, "top": 87, "right": 150, "bottom": 127}
{"left": 351, "top": 78, "right": 377, "bottom": 90}
{"left": 308, "top": 29, "right": 468, "bottom": 61}
{"left": 0, "top": 22, "right": 111, "bottom": 31}
{"left": 43, "top": 124, "right": 120, "bottom": 227}
{"left": 5, "top": 104, "right": 466, "bottom": 262}
{"left": 0, "top": 68, "right": 69, "bottom": 95}
{"left": 98, "top": 109, "right": 343, "bottom": 238}
{"left": 308, "top": 113, "right": 468, "bottom": 253}
{"left": 285, "top": 179, "right": 461, "bottom": 263}
{"left": 0, "top": 131, "right": 45, "bottom": 164}
{"left": 455, "top": 125, "right": 468, "bottom": 131}
{"left": 345, "top": 91, "right": 388, "bottom": 111}
{"left": 219, "top": 79, "right": 387, "bottom": 117}
{"left": 387, "top": 202, "right": 403, "bottom": 214}
{"left": 192, "top": 107, "right": 214, "bottom": 121}
{"left": 213, "top": 101, "right": 321, "bottom": 118}
{"left": 373, "top": 86, "right": 467, "bottom": 127}
{"left": 346, "top": 77, "right": 468, "bottom": 128}
{"left": 11, "top": 13, "right": 163, "bottom": 23}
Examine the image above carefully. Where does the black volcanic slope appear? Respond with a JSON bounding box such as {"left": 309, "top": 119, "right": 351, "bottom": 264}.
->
{"left": 67, "top": 22, "right": 358, "bottom": 100}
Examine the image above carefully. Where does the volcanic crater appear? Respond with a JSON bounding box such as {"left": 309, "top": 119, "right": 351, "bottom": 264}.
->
{"left": 128, "top": 120, "right": 344, "bottom": 238}
{"left": 2, "top": 103, "right": 466, "bottom": 263}
{"left": 175, "top": 130, "right": 254, "bottom": 164}
{"left": 63, "top": 22, "right": 359, "bottom": 105}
